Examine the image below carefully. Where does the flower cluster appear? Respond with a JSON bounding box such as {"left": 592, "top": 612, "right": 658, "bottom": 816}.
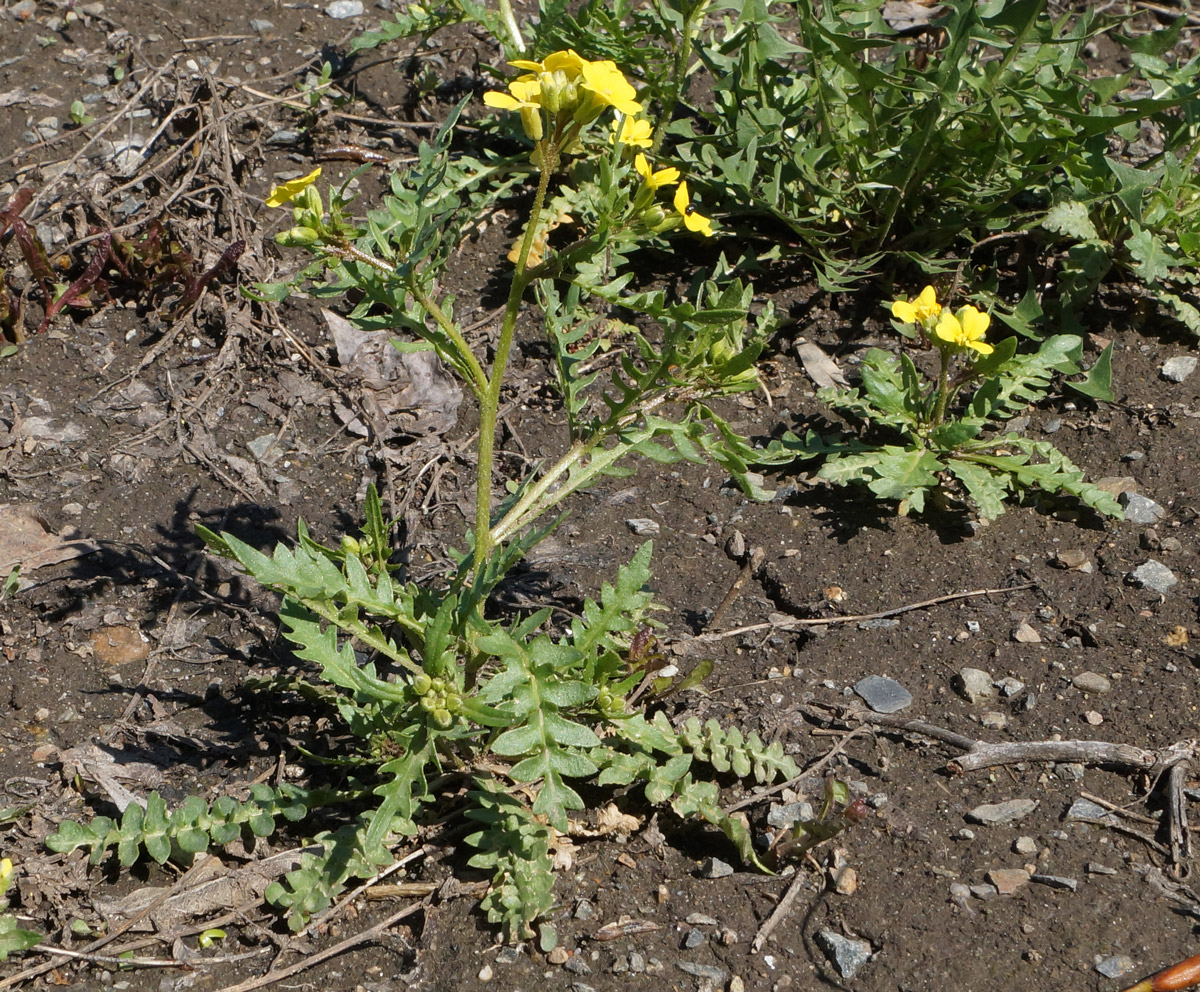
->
{"left": 484, "top": 49, "right": 641, "bottom": 143}
{"left": 891, "top": 285, "right": 992, "bottom": 356}
{"left": 264, "top": 167, "right": 325, "bottom": 246}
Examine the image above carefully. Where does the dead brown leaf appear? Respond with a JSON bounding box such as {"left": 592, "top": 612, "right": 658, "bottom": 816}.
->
{"left": 0, "top": 503, "right": 98, "bottom": 575}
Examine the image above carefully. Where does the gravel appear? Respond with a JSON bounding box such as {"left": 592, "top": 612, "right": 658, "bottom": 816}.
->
{"left": 954, "top": 667, "right": 994, "bottom": 703}
{"left": 1072, "top": 671, "right": 1112, "bottom": 694}
{"left": 816, "top": 931, "right": 873, "bottom": 979}
{"left": 1120, "top": 492, "right": 1166, "bottom": 524}
{"left": 1160, "top": 356, "right": 1198, "bottom": 382}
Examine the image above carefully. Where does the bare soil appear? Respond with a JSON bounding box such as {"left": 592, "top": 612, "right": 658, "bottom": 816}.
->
{"left": 1, "top": 3, "right": 1199, "bottom": 992}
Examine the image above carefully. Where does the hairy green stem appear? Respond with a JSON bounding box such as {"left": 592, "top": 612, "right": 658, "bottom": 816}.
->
{"left": 496, "top": 0, "right": 525, "bottom": 53}
{"left": 474, "top": 142, "right": 556, "bottom": 570}
{"left": 931, "top": 348, "right": 952, "bottom": 428}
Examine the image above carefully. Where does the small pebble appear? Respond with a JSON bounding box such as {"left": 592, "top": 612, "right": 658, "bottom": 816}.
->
{"left": 1121, "top": 492, "right": 1166, "bottom": 525}
{"left": 686, "top": 913, "right": 718, "bottom": 926}
{"left": 1072, "top": 671, "right": 1111, "bottom": 694}
{"left": 1084, "top": 710, "right": 1104, "bottom": 726}
{"left": 478, "top": 964, "right": 493, "bottom": 981}
{"left": 987, "top": 868, "right": 1031, "bottom": 894}
{"left": 1012, "top": 623, "right": 1041, "bottom": 644}
{"left": 969, "top": 883, "right": 998, "bottom": 900}
{"left": 326, "top": 0, "right": 364, "bottom": 16}
{"left": 1013, "top": 836, "right": 1037, "bottom": 855}
{"left": 682, "top": 928, "right": 705, "bottom": 950}
{"left": 730, "top": 977, "right": 745, "bottom": 992}
{"left": 548, "top": 947, "right": 569, "bottom": 965}
{"left": 1031, "top": 873, "right": 1078, "bottom": 892}
{"left": 979, "top": 711, "right": 1007, "bottom": 730}
{"left": 1066, "top": 798, "right": 1116, "bottom": 824}
{"left": 1129, "top": 559, "right": 1177, "bottom": 595}
{"left": 767, "top": 802, "right": 812, "bottom": 829}
{"left": 954, "top": 668, "right": 994, "bottom": 704}
{"left": 1052, "top": 548, "right": 1090, "bottom": 570}
{"left": 1160, "top": 356, "right": 1198, "bottom": 382}
{"left": 564, "top": 955, "right": 592, "bottom": 975}
{"left": 853, "top": 675, "right": 912, "bottom": 713}
{"left": 1095, "top": 955, "right": 1136, "bottom": 979}
{"left": 833, "top": 866, "right": 858, "bottom": 895}
{"left": 496, "top": 947, "right": 523, "bottom": 965}
{"left": 626, "top": 517, "right": 660, "bottom": 536}
{"left": 966, "top": 798, "right": 1038, "bottom": 826}
{"left": 702, "top": 857, "right": 734, "bottom": 879}
{"left": 249, "top": 18, "right": 274, "bottom": 31}
{"left": 995, "top": 677, "right": 1026, "bottom": 697}
{"left": 574, "top": 899, "right": 595, "bottom": 920}
{"left": 676, "top": 962, "right": 729, "bottom": 983}
{"left": 1086, "top": 863, "right": 1117, "bottom": 875}
{"left": 815, "top": 931, "right": 872, "bottom": 980}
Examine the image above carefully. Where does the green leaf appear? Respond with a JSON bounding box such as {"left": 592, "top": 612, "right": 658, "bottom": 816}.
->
{"left": 948, "top": 459, "right": 1009, "bottom": 520}
{"left": 1042, "top": 201, "right": 1097, "bottom": 240}
{"left": 1065, "top": 342, "right": 1114, "bottom": 401}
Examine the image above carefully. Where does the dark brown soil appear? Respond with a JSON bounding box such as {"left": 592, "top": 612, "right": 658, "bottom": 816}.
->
{"left": 2, "top": 3, "right": 1198, "bottom": 992}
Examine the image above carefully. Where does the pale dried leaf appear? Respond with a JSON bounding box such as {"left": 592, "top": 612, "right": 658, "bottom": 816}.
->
{"left": 796, "top": 341, "right": 848, "bottom": 389}
{"left": 0, "top": 503, "right": 98, "bottom": 574}
{"left": 570, "top": 803, "right": 641, "bottom": 838}
{"left": 882, "top": 0, "right": 945, "bottom": 32}
{"left": 0, "top": 88, "right": 60, "bottom": 108}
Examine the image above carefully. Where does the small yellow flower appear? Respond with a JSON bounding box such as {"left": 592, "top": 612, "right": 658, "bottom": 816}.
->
{"left": 265, "top": 167, "right": 322, "bottom": 209}
{"left": 483, "top": 77, "right": 542, "bottom": 113}
{"left": 635, "top": 153, "right": 679, "bottom": 189}
{"left": 611, "top": 115, "right": 653, "bottom": 148}
{"left": 0, "top": 858, "right": 11, "bottom": 882}
{"left": 935, "top": 305, "right": 994, "bottom": 356}
{"left": 509, "top": 49, "right": 588, "bottom": 79}
{"left": 579, "top": 60, "right": 641, "bottom": 116}
{"left": 890, "top": 285, "right": 941, "bottom": 325}
{"left": 673, "top": 181, "right": 713, "bottom": 237}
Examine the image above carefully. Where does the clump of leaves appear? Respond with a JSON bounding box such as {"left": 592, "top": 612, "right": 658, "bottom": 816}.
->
{"left": 776, "top": 286, "right": 1122, "bottom": 521}
{"left": 0, "top": 187, "right": 245, "bottom": 339}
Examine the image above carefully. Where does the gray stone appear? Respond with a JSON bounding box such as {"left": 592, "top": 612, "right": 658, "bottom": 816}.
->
{"left": 1121, "top": 492, "right": 1166, "bottom": 524}
{"left": 1072, "top": 671, "right": 1111, "bottom": 694}
{"left": 676, "top": 962, "right": 729, "bottom": 983}
{"left": 954, "top": 667, "right": 994, "bottom": 703}
{"left": 980, "top": 711, "right": 1007, "bottom": 730}
{"left": 965, "top": 798, "right": 1038, "bottom": 826}
{"left": 1013, "top": 836, "right": 1037, "bottom": 855}
{"left": 1095, "top": 955, "right": 1135, "bottom": 978}
{"left": 685, "top": 913, "right": 718, "bottom": 926}
{"left": 564, "top": 955, "right": 591, "bottom": 975}
{"left": 326, "top": 0, "right": 364, "bottom": 16}
{"left": 249, "top": 18, "right": 275, "bottom": 31}
{"left": 628, "top": 952, "right": 645, "bottom": 974}
{"left": 495, "top": 947, "right": 523, "bottom": 964}
{"left": 682, "top": 928, "right": 705, "bottom": 950}
{"left": 574, "top": 899, "right": 594, "bottom": 920}
{"left": 766, "top": 802, "right": 813, "bottom": 829}
{"left": 1012, "top": 623, "right": 1041, "bottom": 644}
{"left": 1066, "top": 798, "right": 1117, "bottom": 825}
{"left": 995, "top": 677, "right": 1026, "bottom": 697}
{"left": 1160, "top": 356, "right": 1198, "bottom": 382}
{"left": 701, "top": 857, "right": 733, "bottom": 878}
{"left": 1031, "top": 873, "right": 1078, "bottom": 892}
{"left": 1129, "top": 559, "right": 1178, "bottom": 595}
{"left": 625, "top": 517, "right": 660, "bottom": 536}
{"left": 815, "top": 930, "right": 873, "bottom": 980}
{"left": 853, "top": 675, "right": 912, "bottom": 713}
{"left": 857, "top": 618, "right": 899, "bottom": 630}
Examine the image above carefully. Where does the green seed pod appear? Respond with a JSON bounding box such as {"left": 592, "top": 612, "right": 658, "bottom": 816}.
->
{"left": 276, "top": 226, "right": 320, "bottom": 247}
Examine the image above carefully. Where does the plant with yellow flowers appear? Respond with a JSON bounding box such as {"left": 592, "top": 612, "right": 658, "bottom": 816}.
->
{"left": 43, "top": 50, "right": 804, "bottom": 946}
{"left": 774, "top": 285, "right": 1122, "bottom": 521}
{"left": 0, "top": 858, "right": 40, "bottom": 962}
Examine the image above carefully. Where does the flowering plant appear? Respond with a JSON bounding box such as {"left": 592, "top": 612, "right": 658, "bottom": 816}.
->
{"left": 139, "top": 49, "right": 799, "bottom": 943}
{"left": 774, "top": 285, "right": 1122, "bottom": 521}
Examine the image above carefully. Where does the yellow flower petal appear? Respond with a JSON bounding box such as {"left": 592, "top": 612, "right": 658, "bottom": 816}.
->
{"left": 579, "top": 60, "right": 641, "bottom": 116}
{"left": 635, "top": 153, "right": 678, "bottom": 189}
{"left": 891, "top": 285, "right": 941, "bottom": 324}
{"left": 484, "top": 90, "right": 522, "bottom": 110}
{"left": 673, "top": 181, "right": 713, "bottom": 236}
{"left": 265, "top": 167, "right": 322, "bottom": 209}
{"left": 891, "top": 300, "right": 918, "bottom": 323}
{"left": 543, "top": 49, "right": 588, "bottom": 77}
{"left": 611, "top": 115, "right": 653, "bottom": 148}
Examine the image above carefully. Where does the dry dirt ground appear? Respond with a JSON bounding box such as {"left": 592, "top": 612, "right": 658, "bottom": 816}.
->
{"left": 2, "top": 2, "right": 1200, "bottom": 991}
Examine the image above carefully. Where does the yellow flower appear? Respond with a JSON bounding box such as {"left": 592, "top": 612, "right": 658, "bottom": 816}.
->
{"left": 934, "top": 305, "right": 994, "bottom": 356}
{"left": 673, "top": 181, "right": 713, "bottom": 237}
{"left": 579, "top": 60, "right": 641, "bottom": 116}
{"left": 483, "top": 76, "right": 542, "bottom": 113}
{"left": 611, "top": 115, "right": 653, "bottom": 148}
{"left": 890, "top": 285, "right": 941, "bottom": 325}
{"left": 0, "top": 858, "right": 11, "bottom": 882}
{"left": 265, "top": 167, "right": 322, "bottom": 208}
{"left": 635, "top": 153, "right": 679, "bottom": 189}
{"left": 509, "top": 49, "right": 588, "bottom": 79}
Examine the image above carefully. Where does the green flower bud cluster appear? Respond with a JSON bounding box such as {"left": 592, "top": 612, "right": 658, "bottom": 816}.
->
{"left": 595, "top": 688, "right": 626, "bottom": 718}
{"left": 412, "top": 673, "right": 460, "bottom": 729}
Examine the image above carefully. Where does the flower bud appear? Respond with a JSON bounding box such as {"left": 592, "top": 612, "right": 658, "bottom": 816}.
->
{"left": 412, "top": 673, "right": 432, "bottom": 696}
{"left": 432, "top": 708, "right": 453, "bottom": 729}
{"left": 340, "top": 536, "right": 362, "bottom": 555}
{"left": 276, "top": 226, "right": 320, "bottom": 246}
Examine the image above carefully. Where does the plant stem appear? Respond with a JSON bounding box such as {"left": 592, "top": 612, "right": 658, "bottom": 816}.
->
{"left": 496, "top": 0, "right": 525, "bottom": 53}
{"left": 931, "top": 348, "right": 952, "bottom": 428}
{"left": 473, "top": 141, "right": 556, "bottom": 570}
{"left": 652, "top": 0, "right": 709, "bottom": 156}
